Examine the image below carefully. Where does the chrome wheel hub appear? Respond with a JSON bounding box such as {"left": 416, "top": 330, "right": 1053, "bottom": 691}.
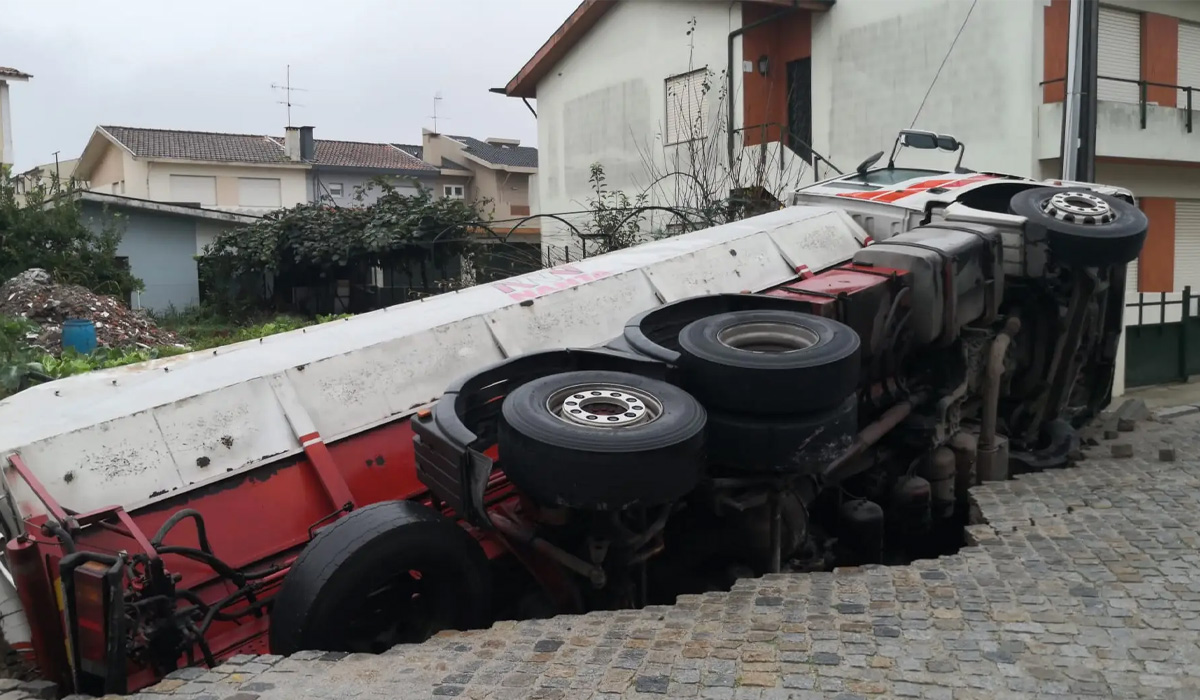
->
{"left": 1042, "top": 191, "right": 1114, "bottom": 225}
{"left": 548, "top": 384, "right": 663, "bottom": 428}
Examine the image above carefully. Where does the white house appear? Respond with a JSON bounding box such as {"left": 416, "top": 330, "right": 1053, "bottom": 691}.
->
{"left": 505, "top": 0, "right": 1200, "bottom": 395}
{"left": 0, "top": 66, "right": 31, "bottom": 169}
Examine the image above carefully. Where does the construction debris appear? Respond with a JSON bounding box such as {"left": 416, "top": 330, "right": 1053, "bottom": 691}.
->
{"left": 1160, "top": 445, "right": 1177, "bottom": 462}
{"left": 1111, "top": 443, "right": 1134, "bottom": 459}
{"left": 0, "top": 269, "right": 180, "bottom": 354}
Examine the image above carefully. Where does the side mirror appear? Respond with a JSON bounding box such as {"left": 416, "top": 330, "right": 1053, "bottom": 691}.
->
{"left": 901, "top": 130, "right": 939, "bottom": 150}
{"left": 936, "top": 135, "right": 960, "bottom": 151}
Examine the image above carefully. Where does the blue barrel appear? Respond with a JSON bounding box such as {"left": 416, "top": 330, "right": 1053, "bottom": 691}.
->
{"left": 61, "top": 319, "right": 97, "bottom": 355}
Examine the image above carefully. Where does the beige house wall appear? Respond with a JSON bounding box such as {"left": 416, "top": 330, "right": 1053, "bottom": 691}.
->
{"left": 88, "top": 144, "right": 128, "bottom": 193}
{"left": 144, "top": 161, "right": 308, "bottom": 211}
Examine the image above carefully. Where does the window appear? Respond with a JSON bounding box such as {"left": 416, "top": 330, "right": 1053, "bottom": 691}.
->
{"left": 444, "top": 185, "right": 465, "bottom": 200}
{"left": 238, "top": 177, "right": 282, "bottom": 208}
{"left": 665, "top": 69, "right": 708, "bottom": 145}
{"left": 168, "top": 175, "right": 217, "bottom": 206}
{"left": 327, "top": 182, "right": 344, "bottom": 197}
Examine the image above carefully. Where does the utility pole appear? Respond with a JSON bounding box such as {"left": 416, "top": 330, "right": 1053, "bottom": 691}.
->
{"left": 1061, "top": 0, "right": 1099, "bottom": 182}
{"left": 1076, "top": 0, "right": 1100, "bottom": 183}
{"left": 271, "top": 65, "right": 308, "bottom": 126}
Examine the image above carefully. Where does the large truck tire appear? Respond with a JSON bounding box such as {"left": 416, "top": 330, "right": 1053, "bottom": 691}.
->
{"left": 1009, "top": 187, "right": 1148, "bottom": 267}
{"left": 706, "top": 394, "right": 858, "bottom": 474}
{"left": 677, "top": 310, "right": 860, "bottom": 415}
{"left": 498, "top": 370, "right": 706, "bottom": 510}
{"left": 268, "top": 501, "right": 491, "bottom": 656}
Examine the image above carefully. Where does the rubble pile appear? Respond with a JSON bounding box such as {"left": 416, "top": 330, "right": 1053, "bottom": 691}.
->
{"left": 0, "top": 269, "right": 181, "bottom": 353}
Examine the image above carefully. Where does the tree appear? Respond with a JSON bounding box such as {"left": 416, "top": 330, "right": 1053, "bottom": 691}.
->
{"left": 200, "top": 180, "right": 490, "bottom": 315}
{"left": 0, "top": 175, "right": 141, "bottom": 299}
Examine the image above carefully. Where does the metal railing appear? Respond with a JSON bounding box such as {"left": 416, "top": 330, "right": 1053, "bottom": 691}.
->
{"left": 1041, "top": 75, "right": 1196, "bottom": 132}
{"left": 1124, "top": 286, "right": 1198, "bottom": 387}
{"left": 730, "top": 122, "right": 842, "bottom": 182}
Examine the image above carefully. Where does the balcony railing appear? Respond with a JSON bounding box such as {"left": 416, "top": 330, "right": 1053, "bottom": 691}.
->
{"left": 1042, "top": 75, "right": 1197, "bottom": 133}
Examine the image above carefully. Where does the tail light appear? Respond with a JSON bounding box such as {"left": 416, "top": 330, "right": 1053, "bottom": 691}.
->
{"left": 61, "top": 554, "right": 127, "bottom": 696}
{"left": 72, "top": 562, "right": 111, "bottom": 672}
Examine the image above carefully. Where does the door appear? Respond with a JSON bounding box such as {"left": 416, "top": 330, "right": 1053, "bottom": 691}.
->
{"left": 1098, "top": 7, "right": 1142, "bottom": 103}
{"left": 786, "top": 58, "right": 812, "bottom": 164}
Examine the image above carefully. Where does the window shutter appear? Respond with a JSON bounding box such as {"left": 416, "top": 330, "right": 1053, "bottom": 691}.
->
{"left": 1097, "top": 7, "right": 1142, "bottom": 103}
{"left": 1174, "top": 200, "right": 1200, "bottom": 294}
{"left": 1178, "top": 21, "right": 1200, "bottom": 108}
{"left": 665, "top": 70, "right": 707, "bottom": 144}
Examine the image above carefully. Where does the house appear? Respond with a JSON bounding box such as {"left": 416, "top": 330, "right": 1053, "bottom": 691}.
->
{"left": 502, "top": 0, "right": 832, "bottom": 255}
{"left": 504, "top": 0, "right": 1200, "bottom": 395}
{"left": 0, "top": 66, "right": 31, "bottom": 169}
{"left": 15, "top": 158, "right": 81, "bottom": 200}
{"left": 74, "top": 126, "right": 313, "bottom": 215}
{"left": 67, "top": 191, "right": 259, "bottom": 312}
{"left": 398, "top": 132, "right": 541, "bottom": 238}
{"left": 72, "top": 125, "right": 537, "bottom": 220}
{"left": 306, "top": 139, "right": 438, "bottom": 205}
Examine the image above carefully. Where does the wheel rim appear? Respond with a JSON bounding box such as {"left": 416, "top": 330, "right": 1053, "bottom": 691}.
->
{"left": 1041, "top": 191, "right": 1115, "bottom": 225}
{"left": 336, "top": 566, "right": 458, "bottom": 654}
{"left": 717, "top": 321, "right": 819, "bottom": 354}
{"left": 546, "top": 383, "right": 663, "bottom": 428}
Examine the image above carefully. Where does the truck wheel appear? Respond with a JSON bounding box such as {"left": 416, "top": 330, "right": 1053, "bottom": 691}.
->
{"left": 499, "top": 370, "right": 706, "bottom": 510}
{"left": 268, "top": 501, "right": 491, "bottom": 656}
{"left": 1009, "top": 187, "right": 1148, "bottom": 266}
{"left": 706, "top": 394, "right": 858, "bottom": 474}
{"left": 677, "top": 310, "right": 860, "bottom": 415}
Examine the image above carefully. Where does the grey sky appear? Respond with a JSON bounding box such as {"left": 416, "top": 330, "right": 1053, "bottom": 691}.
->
{"left": 2, "top": 0, "right": 571, "bottom": 171}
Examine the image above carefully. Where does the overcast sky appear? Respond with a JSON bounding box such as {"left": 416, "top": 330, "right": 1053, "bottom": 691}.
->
{"left": 2, "top": 0, "right": 571, "bottom": 171}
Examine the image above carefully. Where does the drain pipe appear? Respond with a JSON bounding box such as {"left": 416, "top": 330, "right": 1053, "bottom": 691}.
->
{"left": 726, "top": 4, "right": 800, "bottom": 167}
{"left": 978, "top": 316, "right": 1021, "bottom": 482}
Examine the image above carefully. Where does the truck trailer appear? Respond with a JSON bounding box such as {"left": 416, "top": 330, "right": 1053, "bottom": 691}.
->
{"left": 0, "top": 131, "right": 1146, "bottom": 695}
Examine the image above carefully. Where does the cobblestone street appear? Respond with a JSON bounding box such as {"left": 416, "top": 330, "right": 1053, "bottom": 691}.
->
{"left": 125, "top": 407, "right": 1200, "bottom": 700}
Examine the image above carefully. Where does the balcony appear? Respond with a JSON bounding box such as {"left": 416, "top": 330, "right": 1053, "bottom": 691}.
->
{"left": 1038, "top": 76, "right": 1200, "bottom": 163}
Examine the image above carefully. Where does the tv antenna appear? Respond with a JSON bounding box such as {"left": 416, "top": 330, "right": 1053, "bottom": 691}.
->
{"left": 271, "top": 64, "right": 308, "bottom": 126}
{"left": 431, "top": 92, "right": 449, "bottom": 133}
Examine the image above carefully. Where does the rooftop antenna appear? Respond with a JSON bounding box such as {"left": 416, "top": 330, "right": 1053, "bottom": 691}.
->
{"left": 271, "top": 64, "right": 308, "bottom": 126}
{"left": 431, "top": 92, "right": 449, "bottom": 133}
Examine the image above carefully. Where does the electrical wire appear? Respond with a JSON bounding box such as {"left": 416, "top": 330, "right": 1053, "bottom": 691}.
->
{"left": 909, "top": 0, "right": 980, "bottom": 129}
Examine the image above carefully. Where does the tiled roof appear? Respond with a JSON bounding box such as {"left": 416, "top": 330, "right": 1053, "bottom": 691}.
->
{"left": 0, "top": 66, "right": 32, "bottom": 80}
{"left": 271, "top": 138, "right": 436, "bottom": 172}
{"left": 102, "top": 126, "right": 290, "bottom": 164}
{"left": 452, "top": 136, "right": 538, "bottom": 168}
{"left": 393, "top": 144, "right": 423, "bottom": 160}
{"left": 441, "top": 157, "right": 472, "bottom": 172}
{"left": 100, "top": 126, "right": 435, "bottom": 172}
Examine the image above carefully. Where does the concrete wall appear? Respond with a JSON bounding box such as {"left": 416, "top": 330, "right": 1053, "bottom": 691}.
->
{"left": 309, "top": 169, "right": 430, "bottom": 206}
{"left": 82, "top": 203, "right": 201, "bottom": 313}
{"left": 145, "top": 161, "right": 307, "bottom": 213}
{"left": 533, "top": 1, "right": 738, "bottom": 251}
{"left": 812, "top": 0, "right": 1042, "bottom": 178}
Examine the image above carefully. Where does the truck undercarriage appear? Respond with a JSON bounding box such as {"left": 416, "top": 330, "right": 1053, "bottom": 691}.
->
{"left": 0, "top": 133, "right": 1147, "bottom": 695}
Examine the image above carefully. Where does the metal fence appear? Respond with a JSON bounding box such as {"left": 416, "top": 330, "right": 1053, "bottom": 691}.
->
{"left": 1124, "top": 287, "right": 1200, "bottom": 387}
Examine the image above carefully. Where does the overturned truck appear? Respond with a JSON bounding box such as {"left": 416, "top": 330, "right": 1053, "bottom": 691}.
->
{"left": 0, "top": 132, "right": 1146, "bottom": 695}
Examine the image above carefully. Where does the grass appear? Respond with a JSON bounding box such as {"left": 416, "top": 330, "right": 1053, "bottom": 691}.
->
{"left": 0, "top": 306, "right": 354, "bottom": 399}
{"left": 154, "top": 307, "right": 352, "bottom": 351}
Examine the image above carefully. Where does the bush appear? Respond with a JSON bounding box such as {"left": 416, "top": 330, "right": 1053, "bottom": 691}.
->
{"left": 0, "top": 176, "right": 142, "bottom": 300}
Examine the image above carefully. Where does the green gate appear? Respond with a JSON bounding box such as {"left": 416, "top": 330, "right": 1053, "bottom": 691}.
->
{"left": 1125, "top": 286, "right": 1200, "bottom": 388}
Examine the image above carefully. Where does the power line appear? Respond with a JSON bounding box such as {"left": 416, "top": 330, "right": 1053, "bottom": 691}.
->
{"left": 909, "top": 0, "right": 979, "bottom": 129}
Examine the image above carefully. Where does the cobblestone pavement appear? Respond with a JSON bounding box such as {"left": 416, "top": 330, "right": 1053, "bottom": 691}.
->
{"left": 125, "top": 408, "right": 1200, "bottom": 700}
